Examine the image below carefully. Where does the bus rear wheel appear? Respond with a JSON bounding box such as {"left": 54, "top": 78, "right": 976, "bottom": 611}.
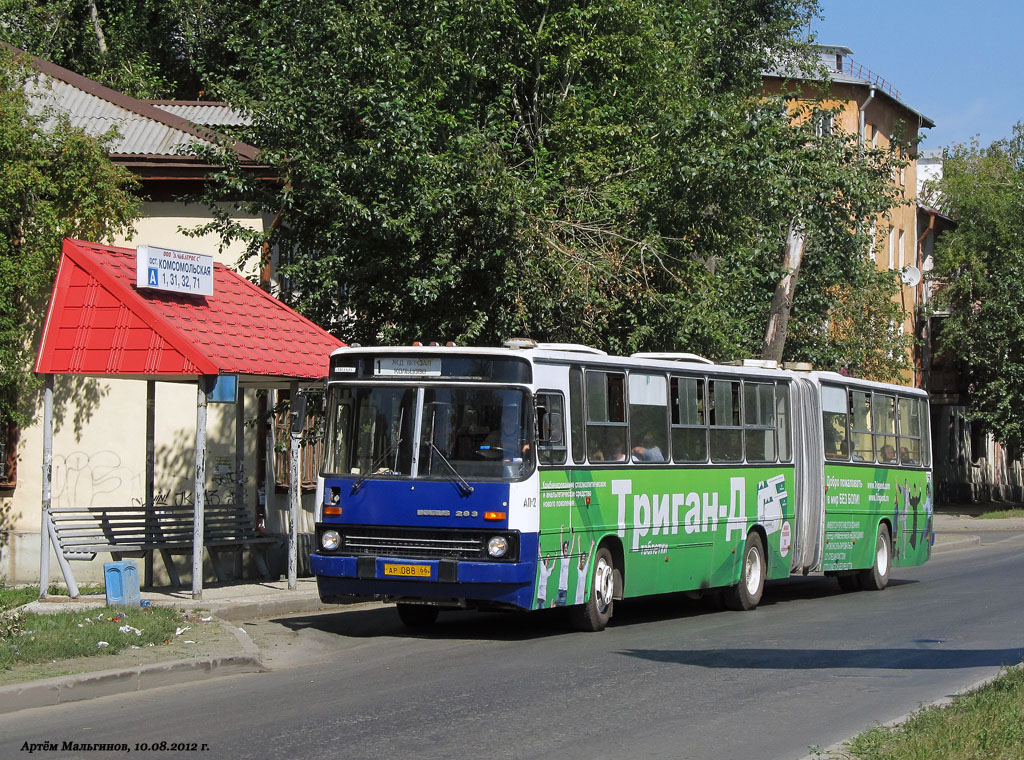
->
{"left": 724, "top": 532, "right": 765, "bottom": 611}
{"left": 570, "top": 547, "right": 615, "bottom": 632}
{"left": 857, "top": 524, "right": 891, "bottom": 591}
{"left": 396, "top": 603, "right": 439, "bottom": 628}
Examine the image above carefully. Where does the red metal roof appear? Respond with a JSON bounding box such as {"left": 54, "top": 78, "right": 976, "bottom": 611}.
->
{"left": 35, "top": 239, "right": 344, "bottom": 381}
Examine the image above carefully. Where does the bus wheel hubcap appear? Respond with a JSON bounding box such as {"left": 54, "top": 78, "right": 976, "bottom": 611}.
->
{"left": 745, "top": 546, "right": 762, "bottom": 595}
{"left": 594, "top": 557, "right": 613, "bottom": 610}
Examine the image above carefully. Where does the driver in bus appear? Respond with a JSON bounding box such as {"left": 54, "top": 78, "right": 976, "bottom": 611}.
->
{"left": 481, "top": 407, "right": 530, "bottom": 462}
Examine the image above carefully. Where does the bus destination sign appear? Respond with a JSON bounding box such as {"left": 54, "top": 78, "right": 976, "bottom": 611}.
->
{"left": 136, "top": 245, "right": 214, "bottom": 296}
{"left": 374, "top": 357, "right": 442, "bottom": 376}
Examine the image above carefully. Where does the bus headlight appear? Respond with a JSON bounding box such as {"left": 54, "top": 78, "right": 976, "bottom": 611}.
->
{"left": 321, "top": 530, "right": 341, "bottom": 551}
{"left": 487, "top": 536, "right": 509, "bottom": 558}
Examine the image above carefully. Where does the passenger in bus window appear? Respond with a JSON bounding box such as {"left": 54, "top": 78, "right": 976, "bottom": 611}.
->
{"left": 607, "top": 438, "right": 627, "bottom": 462}
{"left": 632, "top": 440, "right": 665, "bottom": 462}
{"left": 880, "top": 444, "right": 897, "bottom": 463}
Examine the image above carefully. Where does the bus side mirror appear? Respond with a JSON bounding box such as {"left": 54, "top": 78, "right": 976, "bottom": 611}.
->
{"left": 545, "top": 412, "right": 564, "bottom": 445}
{"left": 291, "top": 394, "right": 308, "bottom": 434}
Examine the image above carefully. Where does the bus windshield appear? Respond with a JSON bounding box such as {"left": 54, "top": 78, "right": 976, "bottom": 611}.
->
{"left": 323, "top": 385, "right": 533, "bottom": 480}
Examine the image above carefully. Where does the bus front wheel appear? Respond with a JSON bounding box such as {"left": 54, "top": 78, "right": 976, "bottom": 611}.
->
{"left": 857, "top": 524, "right": 891, "bottom": 591}
{"left": 724, "top": 532, "right": 765, "bottom": 611}
{"left": 396, "top": 603, "right": 440, "bottom": 628}
{"left": 570, "top": 547, "right": 615, "bottom": 632}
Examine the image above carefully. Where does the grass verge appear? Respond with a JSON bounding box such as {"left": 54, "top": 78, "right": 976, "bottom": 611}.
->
{"left": 822, "top": 666, "right": 1024, "bottom": 759}
{"left": 0, "top": 584, "right": 105, "bottom": 613}
{"left": 0, "top": 605, "right": 183, "bottom": 670}
{"left": 976, "top": 508, "right": 1024, "bottom": 519}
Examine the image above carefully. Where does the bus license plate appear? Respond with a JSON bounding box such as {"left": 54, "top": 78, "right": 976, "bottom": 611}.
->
{"left": 383, "top": 563, "right": 432, "bottom": 578}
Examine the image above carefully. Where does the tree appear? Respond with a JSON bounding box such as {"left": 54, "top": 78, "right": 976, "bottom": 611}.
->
{"left": 188, "top": 0, "right": 906, "bottom": 375}
{"left": 0, "top": 48, "right": 139, "bottom": 428}
{"left": 930, "top": 124, "right": 1024, "bottom": 447}
{"left": 0, "top": 0, "right": 240, "bottom": 98}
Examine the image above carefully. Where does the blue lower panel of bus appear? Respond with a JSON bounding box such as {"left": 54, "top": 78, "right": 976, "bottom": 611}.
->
{"left": 311, "top": 553, "right": 536, "bottom": 610}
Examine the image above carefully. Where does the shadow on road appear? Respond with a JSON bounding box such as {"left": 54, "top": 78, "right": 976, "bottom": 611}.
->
{"left": 268, "top": 575, "right": 908, "bottom": 641}
{"left": 619, "top": 645, "right": 1024, "bottom": 670}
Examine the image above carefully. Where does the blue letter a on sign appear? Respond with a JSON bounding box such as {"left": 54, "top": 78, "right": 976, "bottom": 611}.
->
{"left": 148, "top": 268, "right": 158, "bottom": 286}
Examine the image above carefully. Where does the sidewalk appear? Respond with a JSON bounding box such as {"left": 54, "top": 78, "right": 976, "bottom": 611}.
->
{"left": 2, "top": 514, "right": 1021, "bottom": 714}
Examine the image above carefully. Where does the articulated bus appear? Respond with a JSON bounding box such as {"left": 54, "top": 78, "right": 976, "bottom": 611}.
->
{"left": 311, "top": 342, "right": 932, "bottom": 631}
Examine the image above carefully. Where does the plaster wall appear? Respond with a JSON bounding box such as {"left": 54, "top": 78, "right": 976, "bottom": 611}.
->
{"left": 0, "top": 203, "right": 317, "bottom": 587}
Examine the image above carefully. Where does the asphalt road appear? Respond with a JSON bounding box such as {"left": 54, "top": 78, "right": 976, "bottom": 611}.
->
{"left": 4, "top": 534, "right": 1024, "bottom": 760}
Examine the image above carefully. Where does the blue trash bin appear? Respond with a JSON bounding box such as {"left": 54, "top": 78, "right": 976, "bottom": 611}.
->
{"left": 104, "top": 560, "right": 141, "bottom": 607}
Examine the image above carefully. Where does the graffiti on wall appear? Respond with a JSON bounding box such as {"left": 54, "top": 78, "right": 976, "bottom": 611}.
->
{"left": 53, "top": 450, "right": 247, "bottom": 508}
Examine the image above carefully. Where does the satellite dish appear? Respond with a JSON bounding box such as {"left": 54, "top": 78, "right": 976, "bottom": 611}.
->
{"left": 901, "top": 265, "right": 922, "bottom": 287}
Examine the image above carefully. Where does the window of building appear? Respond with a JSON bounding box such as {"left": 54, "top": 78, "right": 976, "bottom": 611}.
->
{"left": 898, "top": 229, "right": 905, "bottom": 269}
{"left": 0, "top": 416, "right": 17, "bottom": 488}
{"left": 274, "top": 389, "right": 324, "bottom": 491}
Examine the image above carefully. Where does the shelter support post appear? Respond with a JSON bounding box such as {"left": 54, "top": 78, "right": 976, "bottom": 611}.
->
{"left": 39, "top": 375, "right": 78, "bottom": 598}
{"left": 39, "top": 376, "right": 52, "bottom": 598}
{"left": 145, "top": 380, "right": 156, "bottom": 587}
{"left": 193, "top": 376, "right": 212, "bottom": 600}
{"left": 288, "top": 380, "right": 299, "bottom": 590}
{"left": 234, "top": 388, "right": 245, "bottom": 578}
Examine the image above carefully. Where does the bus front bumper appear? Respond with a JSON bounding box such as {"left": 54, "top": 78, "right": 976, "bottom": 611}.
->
{"left": 310, "top": 553, "right": 535, "bottom": 610}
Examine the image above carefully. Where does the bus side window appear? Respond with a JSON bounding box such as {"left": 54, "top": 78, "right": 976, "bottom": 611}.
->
{"left": 897, "top": 396, "right": 922, "bottom": 465}
{"left": 628, "top": 373, "right": 668, "bottom": 463}
{"left": 536, "top": 392, "right": 567, "bottom": 466}
{"left": 821, "top": 384, "right": 849, "bottom": 460}
{"left": 850, "top": 390, "right": 872, "bottom": 461}
{"left": 744, "top": 381, "right": 776, "bottom": 463}
{"left": 710, "top": 379, "right": 742, "bottom": 462}
{"left": 671, "top": 376, "right": 707, "bottom": 463}
{"left": 873, "top": 394, "right": 897, "bottom": 463}
{"left": 776, "top": 383, "right": 792, "bottom": 462}
{"left": 569, "top": 366, "right": 586, "bottom": 464}
{"left": 586, "top": 370, "right": 627, "bottom": 462}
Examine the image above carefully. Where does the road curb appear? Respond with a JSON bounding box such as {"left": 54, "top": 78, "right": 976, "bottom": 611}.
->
{"left": 931, "top": 534, "right": 981, "bottom": 553}
{"left": 795, "top": 668, "right": 1017, "bottom": 760}
{"left": 0, "top": 618, "right": 264, "bottom": 716}
{"left": 0, "top": 653, "right": 263, "bottom": 715}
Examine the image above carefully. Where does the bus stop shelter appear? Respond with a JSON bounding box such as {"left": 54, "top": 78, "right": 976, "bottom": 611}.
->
{"left": 34, "top": 238, "right": 343, "bottom": 599}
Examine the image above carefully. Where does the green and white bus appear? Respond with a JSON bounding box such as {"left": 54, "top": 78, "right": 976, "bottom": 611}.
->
{"left": 311, "top": 342, "right": 932, "bottom": 630}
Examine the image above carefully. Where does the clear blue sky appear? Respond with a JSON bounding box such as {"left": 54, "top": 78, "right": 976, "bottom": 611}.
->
{"left": 811, "top": 1, "right": 1024, "bottom": 150}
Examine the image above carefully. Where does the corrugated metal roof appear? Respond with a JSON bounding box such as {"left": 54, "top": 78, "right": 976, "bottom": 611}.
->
{"left": 764, "top": 46, "right": 935, "bottom": 129}
{"left": 36, "top": 239, "right": 344, "bottom": 380}
{"left": 150, "top": 102, "right": 252, "bottom": 127}
{"left": 26, "top": 76, "right": 221, "bottom": 157}
{"left": 2, "top": 41, "right": 261, "bottom": 161}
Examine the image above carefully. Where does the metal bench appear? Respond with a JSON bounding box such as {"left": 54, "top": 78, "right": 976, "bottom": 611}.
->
{"left": 48, "top": 504, "right": 277, "bottom": 586}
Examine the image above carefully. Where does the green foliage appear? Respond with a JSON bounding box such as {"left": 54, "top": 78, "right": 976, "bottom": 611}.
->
{"left": 3, "top": 2, "right": 909, "bottom": 374}
{"left": 0, "top": 0, "right": 239, "bottom": 98}
{"left": 839, "top": 667, "right": 1024, "bottom": 760}
{"left": 0, "top": 605, "right": 182, "bottom": 669}
{"left": 931, "top": 124, "right": 1024, "bottom": 447}
{"left": 186, "top": 0, "right": 905, "bottom": 374}
{"left": 0, "top": 50, "right": 139, "bottom": 428}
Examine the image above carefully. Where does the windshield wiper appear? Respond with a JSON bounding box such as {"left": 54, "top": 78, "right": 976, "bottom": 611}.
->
{"left": 428, "top": 441, "right": 474, "bottom": 496}
{"left": 351, "top": 440, "right": 399, "bottom": 494}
